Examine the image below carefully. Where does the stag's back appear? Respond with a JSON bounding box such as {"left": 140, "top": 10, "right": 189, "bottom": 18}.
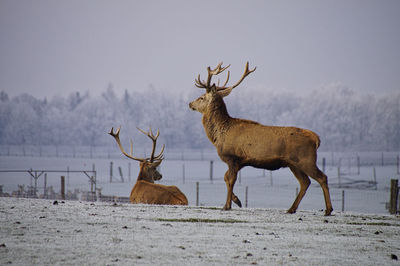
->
{"left": 219, "top": 120, "right": 321, "bottom": 168}
{"left": 130, "top": 181, "right": 188, "bottom": 205}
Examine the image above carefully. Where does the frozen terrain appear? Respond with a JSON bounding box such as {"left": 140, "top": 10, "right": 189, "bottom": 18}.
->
{"left": 0, "top": 197, "right": 399, "bottom": 265}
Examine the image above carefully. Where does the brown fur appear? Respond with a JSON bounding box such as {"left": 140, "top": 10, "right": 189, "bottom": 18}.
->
{"left": 129, "top": 161, "right": 188, "bottom": 205}
{"left": 189, "top": 64, "right": 332, "bottom": 215}
{"left": 130, "top": 181, "right": 188, "bottom": 205}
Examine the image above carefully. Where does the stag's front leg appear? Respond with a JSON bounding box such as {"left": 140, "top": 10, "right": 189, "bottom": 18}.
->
{"left": 223, "top": 167, "right": 239, "bottom": 210}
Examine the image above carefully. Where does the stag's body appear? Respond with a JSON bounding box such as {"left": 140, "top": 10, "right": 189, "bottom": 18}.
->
{"left": 129, "top": 161, "right": 188, "bottom": 205}
{"left": 190, "top": 62, "right": 333, "bottom": 215}
{"left": 109, "top": 127, "right": 188, "bottom": 206}
{"left": 130, "top": 181, "right": 188, "bottom": 205}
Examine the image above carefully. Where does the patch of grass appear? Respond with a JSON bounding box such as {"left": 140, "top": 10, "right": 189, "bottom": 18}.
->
{"left": 156, "top": 218, "right": 247, "bottom": 224}
{"left": 346, "top": 222, "right": 399, "bottom": 227}
{"left": 197, "top": 206, "right": 221, "bottom": 210}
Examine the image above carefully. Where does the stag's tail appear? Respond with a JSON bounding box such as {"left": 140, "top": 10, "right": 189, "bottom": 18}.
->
{"left": 302, "top": 129, "right": 321, "bottom": 149}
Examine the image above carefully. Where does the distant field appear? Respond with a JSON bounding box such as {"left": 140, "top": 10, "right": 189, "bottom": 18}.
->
{"left": 1, "top": 150, "right": 399, "bottom": 214}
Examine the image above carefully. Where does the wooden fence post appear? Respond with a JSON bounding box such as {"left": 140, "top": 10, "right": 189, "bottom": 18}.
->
{"left": 118, "top": 166, "right": 124, "bottom": 182}
{"left": 44, "top": 173, "right": 47, "bottom": 198}
{"left": 182, "top": 164, "right": 185, "bottom": 184}
{"left": 61, "top": 176, "right": 65, "bottom": 200}
{"left": 322, "top": 157, "right": 326, "bottom": 173}
{"left": 338, "top": 167, "right": 341, "bottom": 188}
{"left": 92, "top": 164, "right": 96, "bottom": 192}
{"left": 34, "top": 173, "right": 38, "bottom": 198}
{"left": 245, "top": 186, "right": 248, "bottom": 208}
{"left": 357, "top": 156, "right": 360, "bottom": 175}
{"left": 389, "top": 179, "right": 399, "bottom": 215}
{"left": 196, "top": 182, "right": 199, "bottom": 206}
{"left": 128, "top": 163, "right": 131, "bottom": 182}
{"left": 342, "top": 190, "right": 345, "bottom": 212}
{"left": 209, "top": 160, "right": 213, "bottom": 183}
{"left": 110, "top": 162, "right": 113, "bottom": 183}
{"left": 67, "top": 166, "right": 70, "bottom": 186}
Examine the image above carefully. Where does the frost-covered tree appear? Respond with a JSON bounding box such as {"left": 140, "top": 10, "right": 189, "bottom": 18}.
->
{"left": 0, "top": 85, "right": 399, "bottom": 151}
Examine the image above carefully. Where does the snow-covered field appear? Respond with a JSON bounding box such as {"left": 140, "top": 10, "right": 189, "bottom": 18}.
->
{"left": 1, "top": 197, "right": 399, "bottom": 265}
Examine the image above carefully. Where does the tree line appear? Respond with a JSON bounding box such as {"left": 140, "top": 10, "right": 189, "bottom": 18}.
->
{"left": 0, "top": 83, "right": 399, "bottom": 151}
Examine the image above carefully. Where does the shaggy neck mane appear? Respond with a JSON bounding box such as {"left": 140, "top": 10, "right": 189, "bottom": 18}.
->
{"left": 202, "top": 95, "right": 232, "bottom": 144}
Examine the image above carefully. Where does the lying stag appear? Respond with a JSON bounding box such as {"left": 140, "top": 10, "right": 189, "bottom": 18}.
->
{"left": 189, "top": 62, "right": 333, "bottom": 215}
{"left": 109, "top": 126, "right": 188, "bottom": 205}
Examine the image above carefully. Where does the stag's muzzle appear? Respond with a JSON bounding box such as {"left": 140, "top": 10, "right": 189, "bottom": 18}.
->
{"left": 154, "top": 172, "right": 162, "bottom": 181}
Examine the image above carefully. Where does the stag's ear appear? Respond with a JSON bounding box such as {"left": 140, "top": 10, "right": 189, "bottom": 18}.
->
{"left": 151, "top": 160, "right": 162, "bottom": 168}
{"left": 217, "top": 87, "right": 233, "bottom": 98}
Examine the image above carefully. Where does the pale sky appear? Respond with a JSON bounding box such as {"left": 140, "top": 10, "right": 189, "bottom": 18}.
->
{"left": 1, "top": 0, "right": 399, "bottom": 98}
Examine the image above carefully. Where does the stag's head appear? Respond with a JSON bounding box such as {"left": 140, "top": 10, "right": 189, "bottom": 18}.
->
{"left": 109, "top": 127, "right": 165, "bottom": 183}
{"left": 189, "top": 62, "right": 256, "bottom": 114}
{"left": 138, "top": 160, "right": 163, "bottom": 182}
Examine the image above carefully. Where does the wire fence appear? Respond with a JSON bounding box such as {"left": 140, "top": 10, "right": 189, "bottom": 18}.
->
{"left": 0, "top": 146, "right": 399, "bottom": 214}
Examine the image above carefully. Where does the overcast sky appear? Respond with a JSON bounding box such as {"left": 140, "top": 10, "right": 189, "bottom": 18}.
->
{"left": 1, "top": 0, "right": 399, "bottom": 99}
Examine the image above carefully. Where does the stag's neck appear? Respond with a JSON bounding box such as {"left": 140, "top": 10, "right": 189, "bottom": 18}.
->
{"left": 202, "top": 97, "right": 232, "bottom": 145}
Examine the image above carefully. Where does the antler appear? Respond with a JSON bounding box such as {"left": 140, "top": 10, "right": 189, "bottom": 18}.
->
{"left": 109, "top": 126, "right": 165, "bottom": 162}
{"left": 136, "top": 127, "right": 165, "bottom": 162}
{"left": 195, "top": 62, "right": 231, "bottom": 91}
{"left": 195, "top": 62, "right": 256, "bottom": 93}
{"left": 109, "top": 126, "right": 146, "bottom": 162}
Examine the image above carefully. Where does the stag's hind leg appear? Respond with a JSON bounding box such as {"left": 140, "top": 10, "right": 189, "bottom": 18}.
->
{"left": 304, "top": 165, "right": 333, "bottom": 216}
{"left": 232, "top": 193, "right": 242, "bottom": 207}
{"left": 287, "top": 166, "right": 311, "bottom": 214}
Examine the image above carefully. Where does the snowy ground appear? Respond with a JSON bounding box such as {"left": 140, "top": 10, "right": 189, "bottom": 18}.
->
{"left": 1, "top": 197, "right": 399, "bottom": 265}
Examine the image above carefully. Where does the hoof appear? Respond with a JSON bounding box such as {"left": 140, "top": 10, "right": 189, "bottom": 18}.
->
{"left": 324, "top": 208, "right": 333, "bottom": 216}
{"left": 286, "top": 207, "right": 296, "bottom": 214}
{"left": 222, "top": 205, "right": 232, "bottom": 211}
{"left": 233, "top": 198, "right": 242, "bottom": 208}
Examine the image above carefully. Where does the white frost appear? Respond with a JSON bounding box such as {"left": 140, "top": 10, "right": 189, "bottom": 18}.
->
{"left": 1, "top": 197, "right": 399, "bottom": 265}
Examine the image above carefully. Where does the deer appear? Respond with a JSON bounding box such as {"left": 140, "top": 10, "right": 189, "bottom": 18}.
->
{"left": 109, "top": 126, "right": 188, "bottom": 205}
{"left": 189, "top": 62, "right": 333, "bottom": 216}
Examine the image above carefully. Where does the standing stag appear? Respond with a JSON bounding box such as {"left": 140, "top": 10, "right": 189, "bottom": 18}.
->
{"left": 109, "top": 127, "right": 188, "bottom": 205}
{"left": 189, "top": 62, "right": 333, "bottom": 215}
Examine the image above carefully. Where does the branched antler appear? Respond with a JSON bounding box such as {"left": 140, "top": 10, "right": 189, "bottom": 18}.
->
{"left": 109, "top": 126, "right": 145, "bottom": 161}
{"left": 195, "top": 62, "right": 256, "bottom": 93}
{"left": 137, "top": 127, "right": 165, "bottom": 162}
{"left": 109, "top": 126, "right": 165, "bottom": 162}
